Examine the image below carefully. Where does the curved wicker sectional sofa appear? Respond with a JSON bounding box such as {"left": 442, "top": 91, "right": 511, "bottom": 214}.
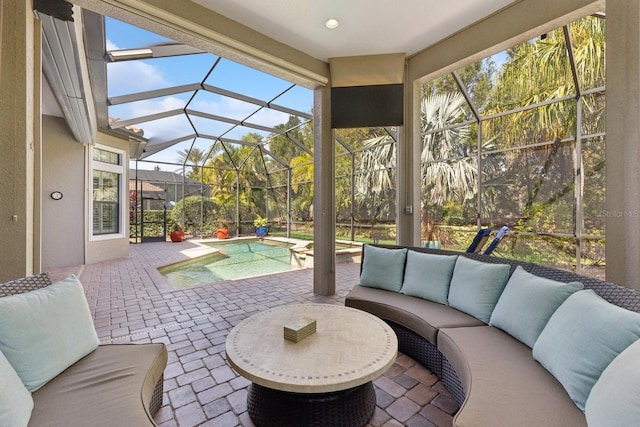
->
{"left": 0, "top": 273, "right": 167, "bottom": 427}
{"left": 345, "top": 245, "right": 640, "bottom": 426}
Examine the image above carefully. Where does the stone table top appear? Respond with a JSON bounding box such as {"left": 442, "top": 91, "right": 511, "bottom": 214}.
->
{"left": 225, "top": 303, "right": 398, "bottom": 393}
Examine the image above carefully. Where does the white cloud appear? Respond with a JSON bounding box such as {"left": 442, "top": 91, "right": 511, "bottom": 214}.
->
{"left": 106, "top": 39, "right": 119, "bottom": 51}
{"left": 108, "top": 97, "right": 190, "bottom": 144}
{"left": 129, "top": 96, "right": 186, "bottom": 117}
{"left": 250, "top": 107, "right": 290, "bottom": 127}
{"left": 107, "top": 61, "right": 168, "bottom": 94}
{"left": 105, "top": 39, "right": 168, "bottom": 95}
{"left": 139, "top": 116, "right": 190, "bottom": 141}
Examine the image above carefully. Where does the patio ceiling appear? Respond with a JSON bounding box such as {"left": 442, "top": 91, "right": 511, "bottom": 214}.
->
{"left": 190, "top": 0, "right": 520, "bottom": 61}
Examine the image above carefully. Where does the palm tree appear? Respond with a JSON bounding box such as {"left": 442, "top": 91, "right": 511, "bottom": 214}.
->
{"left": 420, "top": 92, "right": 478, "bottom": 241}
{"left": 355, "top": 135, "right": 396, "bottom": 199}
{"left": 290, "top": 152, "right": 314, "bottom": 220}
{"left": 420, "top": 92, "right": 477, "bottom": 206}
{"left": 354, "top": 135, "right": 397, "bottom": 223}
{"left": 349, "top": 93, "right": 480, "bottom": 232}
{"left": 176, "top": 147, "right": 208, "bottom": 180}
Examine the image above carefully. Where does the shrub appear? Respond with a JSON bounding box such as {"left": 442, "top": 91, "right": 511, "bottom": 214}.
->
{"left": 170, "top": 196, "right": 218, "bottom": 236}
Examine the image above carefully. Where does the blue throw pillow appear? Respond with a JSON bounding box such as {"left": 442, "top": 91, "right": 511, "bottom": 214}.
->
{"left": 401, "top": 251, "right": 457, "bottom": 304}
{"left": 447, "top": 256, "right": 510, "bottom": 323}
{"left": 360, "top": 245, "right": 407, "bottom": 292}
{"left": 0, "top": 349, "right": 33, "bottom": 426}
{"left": 533, "top": 290, "right": 640, "bottom": 411}
{"left": 489, "top": 266, "right": 583, "bottom": 348}
{"left": 585, "top": 338, "right": 640, "bottom": 426}
{"left": 0, "top": 275, "right": 99, "bottom": 392}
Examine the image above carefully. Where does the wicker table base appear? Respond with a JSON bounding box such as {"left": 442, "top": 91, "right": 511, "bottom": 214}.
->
{"left": 247, "top": 382, "right": 376, "bottom": 427}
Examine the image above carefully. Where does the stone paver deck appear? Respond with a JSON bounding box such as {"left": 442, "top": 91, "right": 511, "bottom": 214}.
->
{"left": 46, "top": 239, "right": 459, "bottom": 427}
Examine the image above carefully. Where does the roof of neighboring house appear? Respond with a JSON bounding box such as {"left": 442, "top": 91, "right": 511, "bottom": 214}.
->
{"left": 129, "top": 169, "right": 202, "bottom": 185}
{"left": 129, "top": 181, "right": 164, "bottom": 192}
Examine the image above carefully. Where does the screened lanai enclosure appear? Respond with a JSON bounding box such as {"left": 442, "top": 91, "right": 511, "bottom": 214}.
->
{"left": 115, "top": 13, "right": 606, "bottom": 278}
{"left": 417, "top": 14, "right": 606, "bottom": 277}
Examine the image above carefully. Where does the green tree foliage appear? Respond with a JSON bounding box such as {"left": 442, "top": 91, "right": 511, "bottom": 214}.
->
{"left": 290, "top": 152, "right": 314, "bottom": 220}
{"left": 268, "top": 115, "right": 312, "bottom": 164}
{"left": 176, "top": 147, "right": 209, "bottom": 181}
{"left": 481, "top": 19, "right": 605, "bottom": 240}
{"left": 170, "top": 195, "right": 217, "bottom": 236}
{"left": 423, "top": 61, "right": 495, "bottom": 113}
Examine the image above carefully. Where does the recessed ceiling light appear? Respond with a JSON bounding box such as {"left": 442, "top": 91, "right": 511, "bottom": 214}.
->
{"left": 325, "top": 18, "right": 339, "bottom": 29}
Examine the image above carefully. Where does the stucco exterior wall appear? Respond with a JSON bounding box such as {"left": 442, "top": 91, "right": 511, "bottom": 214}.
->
{"left": 0, "top": 0, "right": 37, "bottom": 281}
{"left": 41, "top": 116, "right": 130, "bottom": 268}
{"left": 41, "top": 115, "right": 85, "bottom": 268}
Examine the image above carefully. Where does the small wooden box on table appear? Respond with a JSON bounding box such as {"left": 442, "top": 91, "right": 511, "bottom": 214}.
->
{"left": 283, "top": 317, "right": 316, "bottom": 342}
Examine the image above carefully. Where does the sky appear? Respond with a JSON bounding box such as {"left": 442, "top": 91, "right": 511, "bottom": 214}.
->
{"left": 105, "top": 17, "right": 313, "bottom": 170}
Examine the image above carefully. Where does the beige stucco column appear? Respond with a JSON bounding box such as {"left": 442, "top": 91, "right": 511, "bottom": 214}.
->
{"left": 397, "top": 77, "right": 421, "bottom": 247}
{"left": 0, "top": 1, "right": 38, "bottom": 281}
{"left": 605, "top": 0, "right": 640, "bottom": 290}
{"left": 313, "top": 84, "right": 335, "bottom": 295}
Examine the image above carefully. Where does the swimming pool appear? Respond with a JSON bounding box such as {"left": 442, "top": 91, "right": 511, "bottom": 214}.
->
{"left": 158, "top": 239, "right": 298, "bottom": 289}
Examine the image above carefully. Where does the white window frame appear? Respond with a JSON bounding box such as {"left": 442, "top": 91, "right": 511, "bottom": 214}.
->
{"left": 90, "top": 144, "right": 126, "bottom": 241}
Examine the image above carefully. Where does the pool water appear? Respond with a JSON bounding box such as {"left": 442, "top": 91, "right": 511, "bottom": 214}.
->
{"left": 159, "top": 239, "right": 297, "bottom": 289}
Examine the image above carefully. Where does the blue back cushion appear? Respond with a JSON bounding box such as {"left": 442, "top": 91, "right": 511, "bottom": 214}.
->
{"left": 447, "top": 256, "right": 510, "bottom": 323}
{"left": 533, "top": 290, "right": 640, "bottom": 411}
{"left": 489, "top": 266, "right": 583, "bottom": 348}
{"left": 401, "top": 251, "right": 457, "bottom": 304}
{"left": 360, "top": 245, "right": 407, "bottom": 292}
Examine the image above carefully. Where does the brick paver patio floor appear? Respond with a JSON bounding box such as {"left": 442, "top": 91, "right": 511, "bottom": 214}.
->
{"left": 47, "top": 239, "right": 459, "bottom": 427}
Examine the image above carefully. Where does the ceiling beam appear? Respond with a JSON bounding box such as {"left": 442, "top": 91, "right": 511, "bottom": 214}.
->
{"left": 109, "top": 108, "right": 183, "bottom": 128}
{"left": 186, "top": 109, "right": 286, "bottom": 135}
{"left": 71, "top": 0, "right": 329, "bottom": 88}
{"left": 202, "top": 83, "right": 311, "bottom": 119}
{"left": 108, "top": 83, "right": 202, "bottom": 105}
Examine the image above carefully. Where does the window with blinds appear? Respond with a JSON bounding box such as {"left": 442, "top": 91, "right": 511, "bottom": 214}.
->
{"left": 91, "top": 146, "right": 124, "bottom": 237}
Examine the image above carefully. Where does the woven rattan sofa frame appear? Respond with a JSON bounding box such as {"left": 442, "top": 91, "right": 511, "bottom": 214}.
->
{"left": 0, "top": 273, "right": 165, "bottom": 415}
{"left": 359, "top": 245, "right": 640, "bottom": 405}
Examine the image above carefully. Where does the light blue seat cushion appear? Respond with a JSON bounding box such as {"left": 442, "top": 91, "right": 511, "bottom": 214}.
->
{"left": 447, "top": 256, "right": 510, "bottom": 323}
{"left": 585, "top": 338, "right": 640, "bottom": 426}
{"left": 0, "top": 275, "right": 99, "bottom": 392}
{"left": 401, "top": 251, "right": 458, "bottom": 304}
{"left": 489, "top": 266, "right": 583, "bottom": 348}
{"left": 0, "top": 349, "right": 33, "bottom": 427}
{"left": 533, "top": 290, "right": 640, "bottom": 411}
{"left": 360, "top": 245, "right": 408, "bottom": 292}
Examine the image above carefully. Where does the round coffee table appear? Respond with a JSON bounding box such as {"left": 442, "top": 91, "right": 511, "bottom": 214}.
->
{"left": 225, "top": 303, "right": 397, "bottom": 427}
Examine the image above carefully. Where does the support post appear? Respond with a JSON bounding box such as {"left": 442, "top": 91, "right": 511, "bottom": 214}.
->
{"left": 313, "top": 85, "right": 335, "bottom": 295}
{"left": 605, "top": 0, "right": 640, "bottom": 290}
{"left": 397, "top": 78, "right": 420, "bottom": 246}
{"left": 350, "top": 152, "right": 355, "bottom": 242}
